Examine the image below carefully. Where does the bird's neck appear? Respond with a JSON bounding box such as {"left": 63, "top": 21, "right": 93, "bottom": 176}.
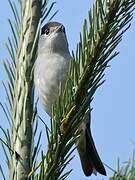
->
{"left": 38, "top": 46, "right": 70, "bottom": 56}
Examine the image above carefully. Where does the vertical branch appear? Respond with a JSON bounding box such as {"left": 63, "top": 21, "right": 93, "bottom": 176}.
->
{"left": 10, "top": 0, "right": 41, "bottom": 179}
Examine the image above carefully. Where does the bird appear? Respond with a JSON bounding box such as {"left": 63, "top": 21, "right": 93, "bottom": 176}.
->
{"left": 34, "top": 21, "right": 106, "bottom": 176}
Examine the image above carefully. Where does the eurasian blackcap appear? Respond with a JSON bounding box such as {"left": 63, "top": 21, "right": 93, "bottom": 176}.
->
{"left": 34, "top": 21, "right": 106, "bottom": 176}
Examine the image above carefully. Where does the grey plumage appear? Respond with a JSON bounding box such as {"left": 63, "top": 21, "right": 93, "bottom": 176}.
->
{"left": 34, "top": 21, "right": 106, "bottom": 176}
{"left": 77, "top": 110, "right": 106, "bottom": 176}
{"left": 34, "top": 22, "right": 70, "bottom": 115}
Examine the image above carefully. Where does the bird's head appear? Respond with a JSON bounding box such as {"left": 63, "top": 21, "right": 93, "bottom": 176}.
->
{"left": 39, "top": 22, "right": 69, "bottom": 54}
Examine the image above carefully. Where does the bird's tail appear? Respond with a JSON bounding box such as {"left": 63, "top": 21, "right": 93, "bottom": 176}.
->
{"left": 76, "top": 111, "right": 106, "bottom": 176}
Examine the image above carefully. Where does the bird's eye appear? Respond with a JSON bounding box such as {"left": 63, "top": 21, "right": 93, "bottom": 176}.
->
{"left": 45, "top": 28, "right": 50, "bottom": 35}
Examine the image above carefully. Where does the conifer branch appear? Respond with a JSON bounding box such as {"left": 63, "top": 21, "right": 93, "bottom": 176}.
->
{"left": 1, "top": 0, "right": 135, "bottom": 180}
{"left": 10, "top": 1, "right": 41, "bottom": 179}
{"left": 34, "top": 0, "right": 135, "bottom": 179}
{"left": 0, "top": 0, "right": 56, "bottom": 179}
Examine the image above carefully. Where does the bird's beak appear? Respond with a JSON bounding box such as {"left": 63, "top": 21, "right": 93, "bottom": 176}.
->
{"left": 55, "top": 25, "right": 65, "bottom": 33}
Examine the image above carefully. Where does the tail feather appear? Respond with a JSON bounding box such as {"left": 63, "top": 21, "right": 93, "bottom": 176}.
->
{"left": 77, "top": 110, "right": 106, "bottom": 176}
{"left": 85, "top": 127, "right": 106, "bottom": 176}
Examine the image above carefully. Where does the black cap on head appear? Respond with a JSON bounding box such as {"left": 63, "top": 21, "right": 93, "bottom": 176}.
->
{"left": 41, "top": 22, "right": 65, "bottom": 35}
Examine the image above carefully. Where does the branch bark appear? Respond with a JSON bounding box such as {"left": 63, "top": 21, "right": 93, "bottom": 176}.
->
{"left": 10, "top": 1, "right": 41, "bottom": 179}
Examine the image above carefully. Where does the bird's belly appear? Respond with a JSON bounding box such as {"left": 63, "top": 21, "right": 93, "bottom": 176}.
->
{"left": 34, "top": 55, "right": 69, "bottom": 116}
